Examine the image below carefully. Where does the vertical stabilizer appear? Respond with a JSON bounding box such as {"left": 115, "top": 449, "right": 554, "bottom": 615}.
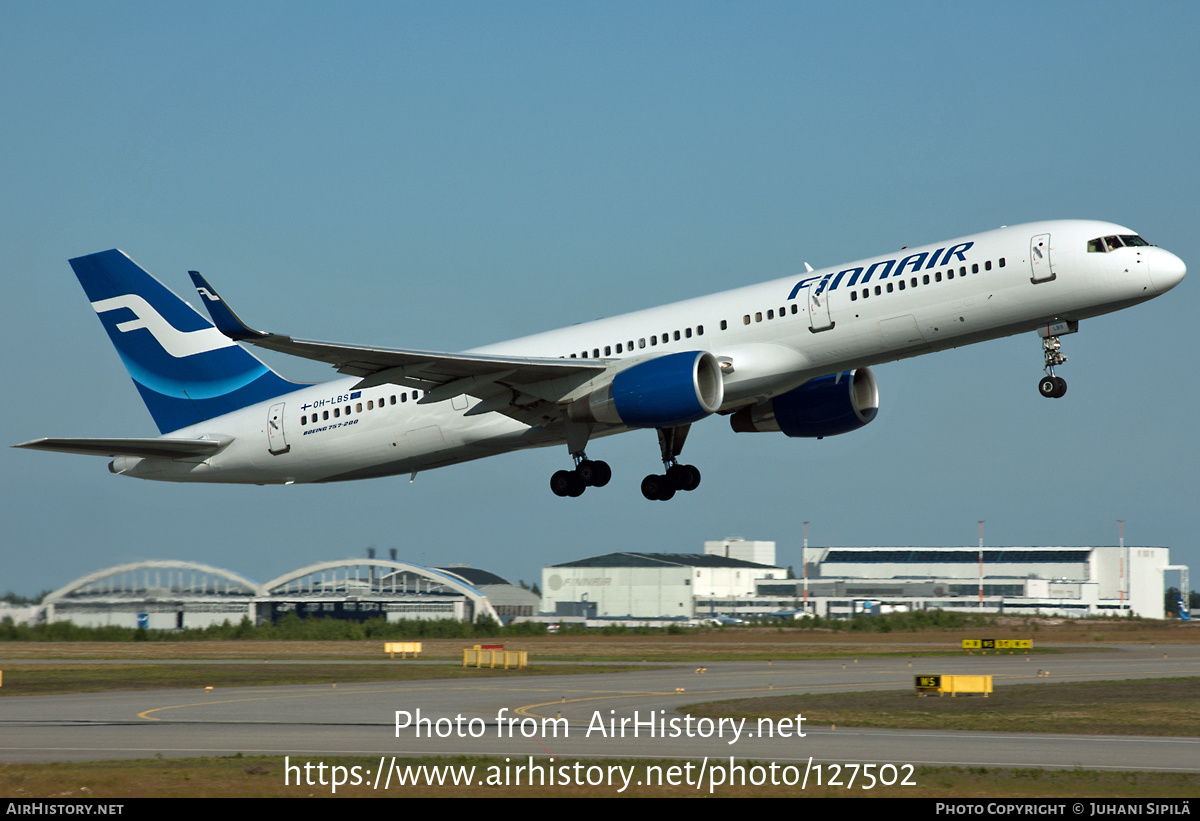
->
{"left": 69, "top": 250, "right": 296, "bottom": 433}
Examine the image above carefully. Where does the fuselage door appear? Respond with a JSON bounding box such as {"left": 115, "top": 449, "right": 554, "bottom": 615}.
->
{"left": 267, "top": 402, "right": 290, "bottom": 455}
{"left": 806, "top": 278, "right": 835, "bottom": 332}
{"left": 1030, "top": 233, "right": 1056, "bottom": 283}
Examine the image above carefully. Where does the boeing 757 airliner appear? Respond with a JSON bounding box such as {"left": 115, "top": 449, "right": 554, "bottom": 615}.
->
{"left": 15, "top": 220, "right": 1186, "bottom": 500}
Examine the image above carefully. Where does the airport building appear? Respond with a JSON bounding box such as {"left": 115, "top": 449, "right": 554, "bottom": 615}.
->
{"left": 542, "top": 542, "right": 1184, "bottom": 621}
{"left": 754, "top": 546, "right": 1181, "bottom": 620}
{"left": 540, "top": 540, "right": 786, "bottom": 619}
{"left": 38, "top": 559, "right": 522, "bottom": 628}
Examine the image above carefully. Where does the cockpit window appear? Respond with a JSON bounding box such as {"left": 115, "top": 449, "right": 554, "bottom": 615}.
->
{"left": 1088, "top": 234, "right": 1152, "bottom": 253}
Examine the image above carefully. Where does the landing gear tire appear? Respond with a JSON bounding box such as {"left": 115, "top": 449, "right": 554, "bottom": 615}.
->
{"left": 667, "top": 463, "right": 701, "bottom": 491}
{"left": 578, "top": 459, "right": 612, "bottom": 488}
{"left": 641, "top": 474, "right": 675, "bottom": 501}
{"left": 1038, "top": 375, "right": 1067, "bottom": 399}
{"left": 551, "top": 469, "right": 576, "bottom": 497}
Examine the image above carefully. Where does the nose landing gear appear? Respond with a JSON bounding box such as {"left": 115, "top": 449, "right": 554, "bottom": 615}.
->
{"left": 1038, "top": 334, "right": 1068, "bottom": 399}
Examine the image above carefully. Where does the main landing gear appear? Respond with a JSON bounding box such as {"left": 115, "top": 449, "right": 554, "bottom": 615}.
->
{"left": 547, "top": 422, "right": 701, "bottom": 500}
{"left": 550, "top": 456, "right": 612, "bottom": 497}
{"left": 641, "top": 425, "right": 702, "bottom": 501}
{"left": 1038, "top": 334, "right": 1068, "bottom": 399}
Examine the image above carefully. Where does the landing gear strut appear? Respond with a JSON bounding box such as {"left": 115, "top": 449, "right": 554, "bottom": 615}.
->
{"left": 641, "top": 425, "right": 702, "bottom": 501}
{"left": 1038, "top": 334, "right": 1068, "bottom": 399}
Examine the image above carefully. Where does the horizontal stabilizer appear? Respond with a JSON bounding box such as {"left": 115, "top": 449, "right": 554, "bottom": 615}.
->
{"left": 13, "top": 437, "right": 227, "bottom": 459}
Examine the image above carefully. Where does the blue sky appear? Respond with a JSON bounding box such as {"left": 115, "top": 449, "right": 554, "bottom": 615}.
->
{"left": 3, "top": 2, "right": 1198, "bottom": 596}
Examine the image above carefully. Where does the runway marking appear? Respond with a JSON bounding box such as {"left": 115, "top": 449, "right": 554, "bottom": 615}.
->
{"left": 136, "top": 684, "right": 685, "bottom": 721}
{"left": 135, "top": 664, "right": 1200, "bottom": 721}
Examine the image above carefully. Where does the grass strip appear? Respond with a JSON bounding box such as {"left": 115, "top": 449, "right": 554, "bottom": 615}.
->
{"left": 684, "top": 676, "right": 1200, "bottom": 736}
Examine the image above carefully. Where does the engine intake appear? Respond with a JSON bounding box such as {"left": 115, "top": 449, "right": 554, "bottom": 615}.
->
{"left": 570, "top": 351, "right": 724, "bottom": 429}
{"left": 730, "top": 367, "right": 878, "bottom": 437}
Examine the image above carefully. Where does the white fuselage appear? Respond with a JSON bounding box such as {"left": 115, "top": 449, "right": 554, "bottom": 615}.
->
{"left": 110, "top": 220, "right": 1184, "bottom": 484}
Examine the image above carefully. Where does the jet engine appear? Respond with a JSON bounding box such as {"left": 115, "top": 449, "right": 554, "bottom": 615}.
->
{"left": 729, "top": 367, "right": 878, "bottom": 438}
{"left": 569, "top": 351, "right": 724, "bottom": 429}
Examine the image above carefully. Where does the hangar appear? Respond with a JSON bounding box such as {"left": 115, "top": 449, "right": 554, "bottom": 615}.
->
{"left": 40, "top": 558, "right": 508, "bottom": 628}
{"left": 541, "top": 540, "right": 785, "bottom": 619}
{"left": 42, "top": 561, "right": 259, "bottom": 629}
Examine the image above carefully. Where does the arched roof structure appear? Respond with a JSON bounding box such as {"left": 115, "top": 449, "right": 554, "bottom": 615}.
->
{"left": 261, "top": 559, "right": 499, "bottom": 622}
{"left": 45, "top": 560, "right": 259, "bottom": 603}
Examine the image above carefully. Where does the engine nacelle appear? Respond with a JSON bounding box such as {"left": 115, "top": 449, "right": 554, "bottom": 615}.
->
{"left": 570, "top": 351, "right": 724, "bottom": 428}
{"left": 730, "top": 367, "right": 878, "bottom": 438}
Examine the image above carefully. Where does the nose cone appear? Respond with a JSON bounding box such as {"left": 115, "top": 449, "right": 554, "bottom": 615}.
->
{"left": 1149, "top": 247, "right": 1186, "bottom": 294}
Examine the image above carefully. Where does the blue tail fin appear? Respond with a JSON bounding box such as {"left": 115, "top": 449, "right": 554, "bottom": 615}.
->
{"left": 1180, "top": 595, "right": 1191, "bottom": 621}
{"left": 70, "top": 250, "right": 297, "bottom": 434}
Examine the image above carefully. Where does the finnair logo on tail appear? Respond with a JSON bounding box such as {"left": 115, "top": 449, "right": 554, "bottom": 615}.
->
{"left": 196, "top": 287, "right": 221, "bottom": 302}
{"left": 92, "top": 294, "right": 236, "bottom": 358}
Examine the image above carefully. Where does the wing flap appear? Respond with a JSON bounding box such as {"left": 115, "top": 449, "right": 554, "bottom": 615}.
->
{"left": 13, "top": 437, "right": 226, "bottom": 459}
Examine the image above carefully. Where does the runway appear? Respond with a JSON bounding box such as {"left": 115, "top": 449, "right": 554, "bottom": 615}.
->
{"left": 2, "top": 644, "right": 1198, "bottom": 771}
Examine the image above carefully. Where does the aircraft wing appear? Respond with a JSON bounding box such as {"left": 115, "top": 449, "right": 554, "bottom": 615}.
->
{"left": 13, "top": 437, "right": 226, "bottom": 458}
{"left": 188, "top": 272, "right": 607, "bottom": 413}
